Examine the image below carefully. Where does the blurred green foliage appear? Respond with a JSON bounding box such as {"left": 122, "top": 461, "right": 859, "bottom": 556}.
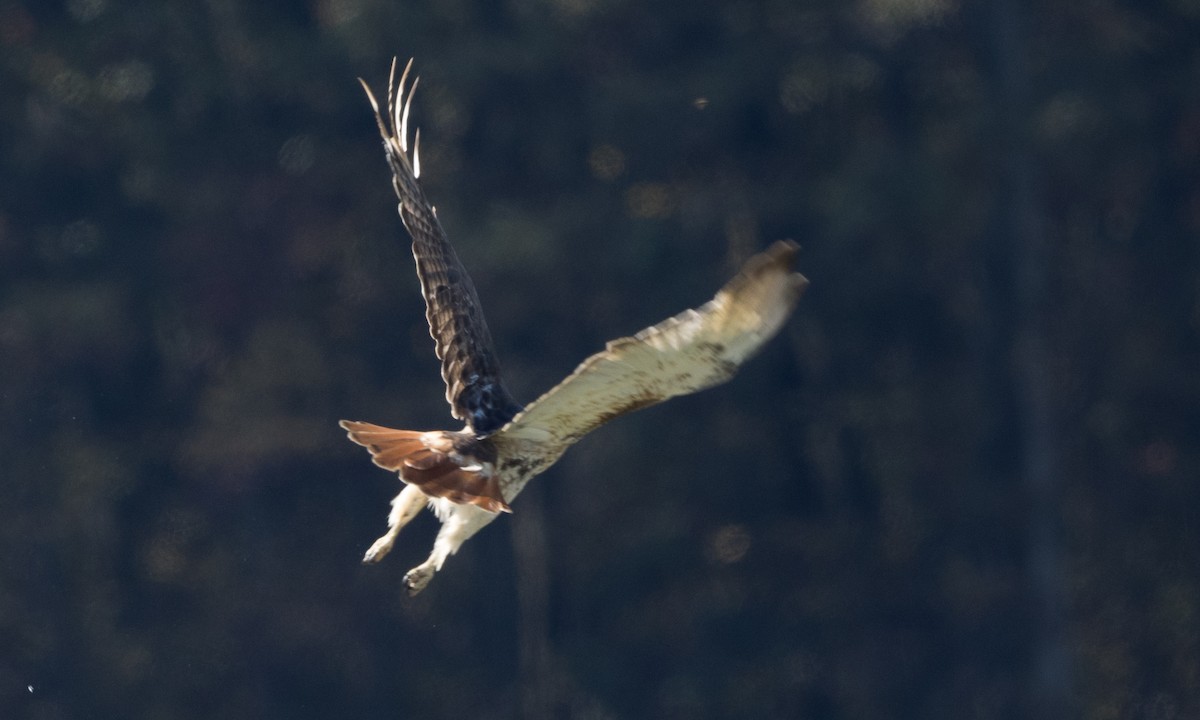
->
{"left": 1, "top": 0, "right": 1198, "bottom": 718}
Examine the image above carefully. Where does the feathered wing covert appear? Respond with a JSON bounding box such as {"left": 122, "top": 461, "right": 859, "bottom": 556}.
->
{"left": 360, "top": 59, "right": 522, "bottom": 435}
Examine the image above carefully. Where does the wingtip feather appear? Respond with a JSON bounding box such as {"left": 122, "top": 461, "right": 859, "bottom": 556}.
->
{"left": 755, "top": 239, "right": 808, "bottom": 296}
{"left": 386, "top": 57, "right": 399, "bottom": 135}
{"left": 413, "top": 127, "right": 421, "bottom": 178}
{"left": 358, "top": 78, "right": 378, "bottom": 112}
{"left": 401, "top": 75, "right": 419, "bottom": 155}
{"left": 762, "top": 239, "right": 800, "bottom": 271}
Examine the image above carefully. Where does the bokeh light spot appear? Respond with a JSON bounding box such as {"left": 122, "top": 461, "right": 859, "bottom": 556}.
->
{"left": 98, "top": 60, "right": 155, "bottom": 102}
{"left": 589, "top": 143, "right": 626, "bottom": 181}
{"left": 625, "top": 182, "right": 674, "bottom": 219}
{"left": 708, "top": 524, "right": 752, "bottom": 564}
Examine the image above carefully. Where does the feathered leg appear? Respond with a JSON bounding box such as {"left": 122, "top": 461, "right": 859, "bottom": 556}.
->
{"left": 403, "top": 502, "right": 498, "bottom": 595}
{"left": 363, "top": 483, "right": 426, "bottom": 564}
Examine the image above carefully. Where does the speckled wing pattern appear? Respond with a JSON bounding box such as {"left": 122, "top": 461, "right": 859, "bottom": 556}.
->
{"left": 360, "top": 60, "right": 522, "bottom": 435}
{"left": 498, "top": 241, "right": 808, "bottom": 449}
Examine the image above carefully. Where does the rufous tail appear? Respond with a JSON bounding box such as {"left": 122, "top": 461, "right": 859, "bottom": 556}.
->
{"left": 339, "top": 420, "right": 510, "bottom": 513}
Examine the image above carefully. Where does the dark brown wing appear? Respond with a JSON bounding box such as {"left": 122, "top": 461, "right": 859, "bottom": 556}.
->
{"left": 360, "top": 59, "right": 522, "bottom": 435}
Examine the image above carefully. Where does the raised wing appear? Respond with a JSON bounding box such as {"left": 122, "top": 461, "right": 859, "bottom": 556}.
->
{"left": 360, "top": 60, "right": 522, "bottom": 435}
{"left": 498, "top": 241, "right": 807, "bottom": 447}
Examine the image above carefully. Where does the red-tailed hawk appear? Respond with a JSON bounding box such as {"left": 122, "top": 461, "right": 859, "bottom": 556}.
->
{"left": 343, "top": 60, "right": 808, "bottom": 596}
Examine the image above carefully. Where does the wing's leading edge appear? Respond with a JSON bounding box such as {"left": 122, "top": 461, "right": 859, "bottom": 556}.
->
{"left": 360, "top": 60, "right": 522, "bottom": 435}
{"left": 499, "top": 240, "right": 807, "bottom": 447}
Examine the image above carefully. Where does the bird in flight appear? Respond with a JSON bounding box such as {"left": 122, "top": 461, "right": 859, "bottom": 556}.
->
{"left": 342, "top": 59, "right": 808, "bottom": 596}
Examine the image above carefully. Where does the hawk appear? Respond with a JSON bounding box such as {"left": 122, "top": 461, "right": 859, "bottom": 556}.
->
{"left": 342, "top": 59, "right": 808, "bottom": 596}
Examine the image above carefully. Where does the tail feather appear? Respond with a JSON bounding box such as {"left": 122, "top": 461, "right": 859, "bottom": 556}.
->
{"left": 339, "top": 420, "right": 511, "bottom": 513}
{"left": 402, "top": 450, "right": 443, "bottom": 471}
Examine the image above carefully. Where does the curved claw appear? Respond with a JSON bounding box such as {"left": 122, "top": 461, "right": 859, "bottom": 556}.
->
{"left": 404, "top": 566, "right": 435, "bottom": 596}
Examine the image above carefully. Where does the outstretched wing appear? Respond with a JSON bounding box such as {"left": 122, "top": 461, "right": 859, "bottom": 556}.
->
{"left": 360, "top": 59, "right": 522, "bottom": 435}
{"left": 497, "top": 241, "right": 807, "bottom": 447}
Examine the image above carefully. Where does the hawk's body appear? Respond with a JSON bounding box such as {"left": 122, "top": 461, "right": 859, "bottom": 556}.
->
{"left": 343, "top": 60, "right": 808, "bottom": 595}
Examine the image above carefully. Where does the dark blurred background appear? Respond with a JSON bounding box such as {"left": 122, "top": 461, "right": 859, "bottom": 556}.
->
{"left": 2, "top": 0, "right": 1198, "bottom": 718}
